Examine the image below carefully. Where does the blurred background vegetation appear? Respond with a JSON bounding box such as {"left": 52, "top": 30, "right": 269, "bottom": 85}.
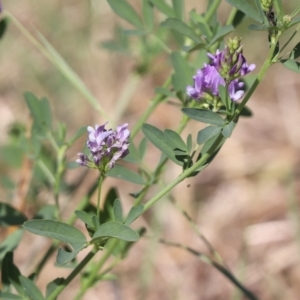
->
{"left": 0, "top": 0, "right": 300, "bottom": 299}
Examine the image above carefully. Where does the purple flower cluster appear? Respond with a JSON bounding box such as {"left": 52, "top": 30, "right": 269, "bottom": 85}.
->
{"left": 186, "top": 64, "right": 245, "bottom": 101}
{"left": 187, "top": 41, "right": 255, "bottom": 103}
{"left": 76, "top": 123, "right": 130, "bottom": 172}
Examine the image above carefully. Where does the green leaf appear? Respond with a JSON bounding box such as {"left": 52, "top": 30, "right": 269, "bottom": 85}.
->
{"left": 101, "top": 187, "right": 119, "bottom": 224}
{"left": 34, "top": 205, "right": 57, "bottom": 220}
{"left": 218, "top": 85, "right": 228, "bottom": 107}
{"left": 161, "top": 18, "right": 200, "bottom": 43}
{"left": 155, "top": 86, "right": 176, "bottom": 97}
{"left": 138, "top": 137, "right": 148, "bottom": 160}
{"left": 171, "top": 51, "right": 194, "bottom": 92}
{"left": 107, "top": 164, "right": 145, "bottom": 185}
{"left": 164, "top": 129, "right": 186, "bottom": 151}
{"left": 46, "top": 278, "right": 64, "bottom": 298}
{"left": 0, "top": 145, "right": 24, "bottom": 168}
{"left": 56, "top": 245, "right": 85, "bottom": 266}
{"left": 75, "top": 210, "right": 94, "bottom": 228}
{"left": 248, "top": 24, "right": 273, "bottom": 31}
{"left": 182, "top": 43, "right": 206, "bottom": 53}
{"left": 225, "top": 0, "right": 262, "bottom": 22}
{"left": 23, "top": 220, "right": 87, "bottom": 246}
{"left": 288, "top": 16, "right": 300, "bottom": 28}
{"left": 222, "top": 121, "right": 236, "bottom": 138}
{"left": 123, "top": 29, "right": 147, "bottom": 36}
{"left": 124, "top": 142, "right": 140, "bottom": 164}
{"left": 282, "top": 59, "right": 300, "bottom": 73}
{"left": 290, "top": 42, "right": 300, "bottom": 60}
{"left": 0, "top": 202, "right": 27, "bottom": 227}
{"left": 197, "top": 126, "right": 221, "bottom": 145}
{"left": 113, "top": 199, "right": 123, "bottom": 223}
{"left": 107, "top": 0, "right": 144, "bottom": 29}
{"left": 0, "top": 18, "right": 8, "bottom": 40}
{"left": 150, "top": 0, "right": 175, "bottom": 18}
{"left": 172, "top": 0, "right": 184, "bottom": 20}
{"left": 190, "top": 10, "right": 212, "bottom": 39}
{"left": 201, "top": 133, "right": 225, "bottom": 155}
{"left": 232, "top": 10, "right": 246, "bottom": 27}
{"left": 0, "top": 292, "right": 22, "bottom": 300}
{"left": 208, "top": 25, "right": 235, "bottom": 46}
{"left": 182, "top": 108, "right": 225, "bottom": 126}
{"left": 143, "top": 0, "right": 154, "bottom": 31}
{"left": 92, "top": 222, "right": 139, "bottom": 242}
{"left": 19, "top": 276, "right": 45, "bottom": 300}
{"left": 24, "top": 92, "right": 52, "bottom": 135}
{"left": 124, "top": 204, "right": 144, "bottom": 225}
{"left": 1, "top": 252, "right": 23, "bottom": 295}
{"left": 0, "top": 230, "right": 24, "bottom": 264}
{"left": 186, "top": 134, "right": 192, "bottom": 154}
{"left": 142, "top": 124, "right": 182, "bottom": 165}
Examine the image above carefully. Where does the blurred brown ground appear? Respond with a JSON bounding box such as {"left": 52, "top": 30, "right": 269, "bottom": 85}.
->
{"left": 0, "top": 0, "right": 300, "bottom": 299}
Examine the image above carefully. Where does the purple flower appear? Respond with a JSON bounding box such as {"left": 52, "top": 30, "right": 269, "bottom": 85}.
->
{"left": 187, "top": 64, "right": 245, "bottom": 102}
{"left": 76, "top": 122, "right": 130, "bottom": 172}
{"left": 207, "top": 49, "right": 255, "bottom": 79}
{"left": 187, "top": 41, "right": 255, "bottom": 105}
{"left": 228, "top": 80, "right": 245, "bottom": 101}
{"left": 186, "top": 64, "right": 225, "bottom": 99}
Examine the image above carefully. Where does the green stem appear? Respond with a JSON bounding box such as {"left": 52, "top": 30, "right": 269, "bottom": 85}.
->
{"left": 226, "top": 7, "right": 238, "bottom": 25}
{"left": 130, "top": 76, "right": 171, "bottom": 139}
{"left": 46, "top": 248, "right": 97, "bottom": 300}
{"left": 144, "top": 133, "right": 224, "bottom": 211}
{"left": 205, "top": 0, "right": 222, "bottom": 23}
{"left": 54, "top": 145, "right": 68, "bottom": 221}
{"left": 73, "top": 239, "right": 119, "bottom": 300}
{"left": 97, "top": 175, "right": 104, "bottom": 224}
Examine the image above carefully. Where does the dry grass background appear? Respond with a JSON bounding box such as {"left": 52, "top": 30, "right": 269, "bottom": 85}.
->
{"left": 1, "top": 0, "right": 300, "bottom": 299}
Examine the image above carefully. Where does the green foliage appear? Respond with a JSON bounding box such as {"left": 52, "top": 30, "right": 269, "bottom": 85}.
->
{"left": 2, "top": 0, "right": 300, "bottom": 299}
{"left": 182, "top": 108, "right": 225, "bottom": 126}
{"left": 0, "top": 18, "right": 8, "bottom": 40}
{"left": 150, "top": 0, "right": 176, "bottom": 18}
{"left": 113, "top": 199, "right": 123, "bottom": 223}
{"left": 0, "top": 203, "right": 27, "bottom": 227}
{"left": 107, "top": 164, "right": 145, "bottom": 185}
{"left": 91, "top": 221, "right": 139, "bottom": 244}
{"left": 124, "top": 204, "right": 144, "bottom": 225}
{"left": 142, "top": 0, "right": 154, "bottom": 31}
{"left": 107, "top": 0, "right": 144, "bottom": 30}
{"left": 46, "top": 278, "right": 64, "bottom": 298}
{"left": 1, "top": 252, "right": 24, "bottom": 296}
{"left": 208, "top": 25, "right": 235, "bottom": 46}
{"left": 23, "top": 220, "right": 87, "bottom": 265}
{"left": 197, "top": 126, "right": 221, "bottom": 145}
{"left": 222, "top": 121, "right": 237, "bottom": 138}
{"left": 0, "top": 230, "right": 24, "bottom": 265}
{"left": 19, "top": 276, "right": 45, "bottom": 300}
{"left": 161, "top": 18, "right": 201, "bottom": 43}
{"left": 282, "top": 59, "right": 300, "bottom": 73}
{"left": 142, "top": 124, "right": 185, "bottom": 165}
{"left": 225, "top": 0, "right": 263, "bottom": 23}
{"left": 24, "top": 92, "right": 52, "bottom": 137}
{"left": 171, "top": 52, "right": 194, "bottom": 93}
{"left": 0, "top": 292, "right": 22, "bottom": 299}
